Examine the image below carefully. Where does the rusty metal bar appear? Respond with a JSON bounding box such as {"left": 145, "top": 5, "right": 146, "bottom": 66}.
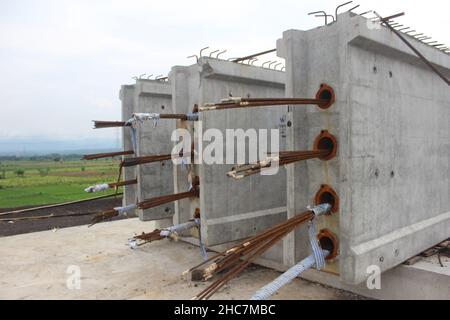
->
{"left": 227, "top": 150, "right": 330, "bottom": 180}
{"left": 335, "top": 1, "right": 353, "bottom": 20}
{"left": 138, "top": 189, "right": 199, "bottom": 211}
{"left": 109, "top": 179, "right": 137, "bottom": 188}
{"left": 93, "top": 113, "right": 195, "bottom": 128}
{"left": 190, "top": 204, "right": 332, "bottom": 300}
{"left": 82, "top": 150, "right": 134, "bottom": 160}
{"left": 231, "top": 49, "right": 277, "bottom": 63}
{"left": 93, "top": 120, "right": 129, "bottom": 128}
{"left": 200, "top": 99, "right": 324, "bottom": 111}
{"left": 200, "top": 84, "right": 335, "bottom": 112}
{"left": 129, "top": 220, "right": 199, "bottom": 247}
{"left": 375, "top": 11, "right": 450, "bottom": 86}
{"left": 120, "top": 151, "right": 193, "bottom": 168}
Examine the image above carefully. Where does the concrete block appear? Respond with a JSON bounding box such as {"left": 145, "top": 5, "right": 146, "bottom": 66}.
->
{"left": 277, "top": 12, "right": 450, "bottom": 285}
{"left": 170, "top": 58, "right": 288, "bottom": 251}
{"left": 120, "top": 80, "right": 175, "bottom": 225}
{"left": 133, "top": 80, "right": 175, "bottom": 222}
{"left": 119, "top": 85, "right": 137, "bottom": 209}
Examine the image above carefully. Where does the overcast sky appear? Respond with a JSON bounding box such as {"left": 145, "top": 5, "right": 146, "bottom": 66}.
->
{"left": 1, "top": 0, "right": 449, "bottom": 142}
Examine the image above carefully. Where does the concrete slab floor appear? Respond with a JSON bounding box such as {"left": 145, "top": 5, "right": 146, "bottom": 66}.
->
{"left": 0, "top": 218, "right": 363, "bottom": 300}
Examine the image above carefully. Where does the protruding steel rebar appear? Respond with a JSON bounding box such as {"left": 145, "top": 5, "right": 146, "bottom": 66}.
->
{"left": 209, "top": 50, "right": 219, "bottom": 57}
{"left": 216, "top": 50, "right": 227, "bottom": 59}
{"left": 90, "top": 187, "right": 199, "bottom": 226}
{"left": 82, "top": 150, "right": 134, "bottom": 160}
{"left": 138, "top": 188, "right": 199, "bottom": 211}
{"left": 189, "top": 204, "right": 332, "bottom": 300}
{"left": 359, "top": 10, "right": 372, "bottom": 16}
{"left": 200, "top": 47, "right": 209, "bottom": 57}
{"left": 347, "top": 4, "right": 360, "bottom": 13}
{"left": 129, "top": 220, "right": 199, "bottom": 247}
{"left": 374, "top": 11, "right": 450, "bottom": 86}
{"left": 93, "top": 113, "right": 196, "bottom": 128}
{"left": 231, "top": 49, "right": 277, "bottom": 63}
{"left": 335, "top": 1, "right": 353, "bottom": 20}
{"left": 227, "top": 150, "right": 331, "bottom": 180}
{"left": 308, "top": 10, "right": 329, "bottom": 24}
{"left": 187, "top": 54, "right": 199, "bottom": 62}
{"left": 120, "top": 151, "right": 193, "bottom": 168}
{"left": 199, "top": 84, "right": 335, "bottom": 112}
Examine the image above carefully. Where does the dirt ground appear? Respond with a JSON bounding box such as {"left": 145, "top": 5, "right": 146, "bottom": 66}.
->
{"left": 0, "top": 218, "right": 364, "bottom": 300}
{"left": 0, "top": 197, "right": 126, "bottom": 237}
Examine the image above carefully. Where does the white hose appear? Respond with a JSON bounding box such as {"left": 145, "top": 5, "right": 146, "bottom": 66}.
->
{"left": 114, "top": 204, "right": 137, "bottom": 216}
{"left": 251, "top": 203, "right": 333, "bottom": 300}
{"left": 159, "top": 220, "right": 198, "bottom": 237}
{"left": 251, "top": 250, "right": 330, "bottom": 300}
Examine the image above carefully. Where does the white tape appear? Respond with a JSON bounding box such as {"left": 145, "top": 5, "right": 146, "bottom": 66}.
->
{"left": 84, "top": 183, "right": 110, "bottom": 193}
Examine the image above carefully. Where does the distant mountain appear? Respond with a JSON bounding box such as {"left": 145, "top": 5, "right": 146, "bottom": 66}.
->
{"left": 0, "top": 137, "right": 121, "bottom": 156}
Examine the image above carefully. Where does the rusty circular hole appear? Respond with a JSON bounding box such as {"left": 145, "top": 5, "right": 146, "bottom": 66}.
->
{"left": 317, "top": 229, "right": 338, "bottom": 260}
{"left": 316, "top": 84, "right": 335, "bottom": 109}
{"left": 313, "top": 130, "right": 337, "bottom": 161}
{"left": 315, "top": 185, "right": 339, "bottom": 213}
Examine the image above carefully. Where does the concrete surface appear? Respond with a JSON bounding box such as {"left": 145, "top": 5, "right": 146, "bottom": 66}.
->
{"left": 0, "top": 219, "right": 362, "bottom": 300}
{"left": 300, "top": 254, "right": 450, "bottom": 300}
{"left": 119, "top": 85, "right": 137, "bottom": 209}
{"left": 277, "top": 12, "right": 450, "bottom": 284}
{"left": 170, "top": 58, "right": 288, "bottom": 250}
{"left": 132, "top": 79, "right": 174, "bottom": 223}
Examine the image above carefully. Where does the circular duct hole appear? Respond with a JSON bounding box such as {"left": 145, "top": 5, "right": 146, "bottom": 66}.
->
{"left": 315, "top": 185, "right": 339, "bottom": 213}
{"left": 313, "top": 130, "right": 338, "bottom": 160}
{"left": 317, "top": 229, "right": 338, "bottom": 260}
{"left": 315, "top": 84, "right": 336, "bottom": 109}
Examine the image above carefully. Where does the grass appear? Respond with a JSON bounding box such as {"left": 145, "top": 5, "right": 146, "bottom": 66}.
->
{"left": 0, "top": 159, "right": 122, "bottom": 208}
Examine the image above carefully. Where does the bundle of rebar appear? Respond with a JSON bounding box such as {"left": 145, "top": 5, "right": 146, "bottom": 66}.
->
{"left": 89, "top": 208, "right": 124, "bottom": 226}
{"left": 227, "top": 150, "right": 330, "bottom": 179}
{"left": 89, "top": 188, "right": 199, "bottom": 226}
{"left": 132, "top": 230, "right": 165, "bottom": 245}
{"left": 137, "top": 189, "right": 199, "bottom": 210}
{"left": 109, "top": 179, "right": 137, "bottom": 188}
{"left": 199, "top": 97, "right": 329, "bottom": 112}
{"left": 82, "top": 150, "right": 134, "bottom": 160}
{"left": 120, "top": 151, "right": 193, "bottom": 168}
{"left": 93, "top": 114, "right": 193, "bottom": 129}
{"left": 186, "top": 204, "right": 331, "bottom": 300}
{"left": 129, "top": 220, "right": 199, "bottom": 247}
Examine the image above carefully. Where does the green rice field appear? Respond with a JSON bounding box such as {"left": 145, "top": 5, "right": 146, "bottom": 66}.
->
{"left": 0, "top": 159, "right": 121, "bottom": 208}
